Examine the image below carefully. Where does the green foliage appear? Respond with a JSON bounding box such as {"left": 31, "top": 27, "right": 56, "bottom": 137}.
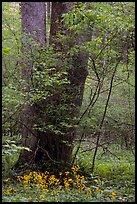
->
{"left": 2, "top": 146, "right": 135, "bottom": 202}
{"left": 2, "top": 165, "right": 117, "bottom": 202}
{"left": 29, "top": 46, "right": 70, "bottom": 100}
{"left": 2, "top": 139, "right": 31, "bottom": 156}
{"left": 2, "top": 2, "right": 73, "bottom": 137}
{"left": 2, "top": 2, "right": 21, "bottom": 85}
{"left": 2, "top": 2, "right": 23, "bottom": 138}
{"left": 62, "top": 2, "right": 135, "bottom": 147}
{"left": 2, "top": 2, "right": 135, "bottom": 141}
{"left": 63, "top": 2, "right": 135, "bottom": 33}
{"left": 28, "top": 46, "right": 75, "bottom": 135}
{"left": 2, "top": 138, "right": 31, "bottom": 178}
{"left": 2, "top": 2, "right": 135, "bottom": 202}
{"left": 73, "top": 143, "right": 135, "bottom": 202}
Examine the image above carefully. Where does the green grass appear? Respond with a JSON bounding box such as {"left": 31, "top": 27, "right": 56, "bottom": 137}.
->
{"left": 74, "top": 143, "right": 135, "bottom": 202}
{"left": 2, "top": 144, "right": 135, "bottom": 202}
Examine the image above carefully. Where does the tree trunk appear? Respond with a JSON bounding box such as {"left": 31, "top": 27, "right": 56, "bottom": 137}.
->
{"left": 21, "top": 2, "right": 46, "bottom": 45}
{"left": 34, "top": 2, "right": 88, "bottom": 171}
{"left": 34, "top": 2, "right": 89, "bottom": 172}
{"left": 16, "top": 2, "right": 46, "bottom": 167}
{"left": 16, "top": 2, "right": 88, "bottom": 173}
{"left": 46, "top": 2, "right": 51, "bottom": 24}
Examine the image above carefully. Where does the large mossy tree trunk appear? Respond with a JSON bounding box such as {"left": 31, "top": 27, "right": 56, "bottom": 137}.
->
{"left": 16, "top": 2, "right": 88, "bottom": 173}
{"left": 34, "top": 2, "right": 88, "bottom": 172}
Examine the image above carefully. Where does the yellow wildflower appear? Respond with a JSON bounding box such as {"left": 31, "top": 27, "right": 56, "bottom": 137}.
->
{"left": 87, "top": 187, "right": 92, "bottom": 194}
{"left": 64, "top": 178, "right": 71, "bottom": 188}
{"left": 64, "top": 181, "right": 70, "bottom": 188}
{"left": 78, "top": 183, "right": 86, "bottom": 190}
{"left": 109, "top": 191, "right": 116, "bottom": 199}
{"left": 71, "top": 165, "right": 80, "bottom": 172}
{"left": 4, "top": 187, "right": 15, "bottom": 195}
{"left": 65, "top": 171, "right": 70, "bottom": 176}
{"left": 39, "top": 194, "right": 45, "bottom": 200}
{"left": 68, "top": 178, "right": 72, "bottom": 182}
{"left": 95, "top": 187, "right": 101, "bottom": 193}
{"left": 44, "top": 171, "right": 49, "bottom": 175}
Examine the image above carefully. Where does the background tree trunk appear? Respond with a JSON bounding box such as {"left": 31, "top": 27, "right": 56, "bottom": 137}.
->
{"left": 46, "top": 2, "right": 51, "bottom": 25}
{"left": 16, "top": 2, "right": 46, "bottom": 166}
{"left": 21, "top": 2, "right": 46, "bottom": 45}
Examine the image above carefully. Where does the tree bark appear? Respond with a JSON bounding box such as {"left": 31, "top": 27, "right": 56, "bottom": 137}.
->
{"left": 37, "top": 2, "right": 88, "bottom": 170}
{"left": 16, "top": 2, "right": 88, "bottom": 173}
{"left": 50, "top": 2, "right": 88, "bottom": 109}
{"left": 46, "top": 2, "right": 51, "bottom": 24}
{"left": 16, "top": 2, "right": 46, "bottom": 166}
{"left": 21, "top": 2, "right": 46, "bottom": 45}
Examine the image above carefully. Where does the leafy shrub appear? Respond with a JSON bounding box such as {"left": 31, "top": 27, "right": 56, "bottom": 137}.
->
{"left": 2, "top": 139, "right": 31, "bottom": 178}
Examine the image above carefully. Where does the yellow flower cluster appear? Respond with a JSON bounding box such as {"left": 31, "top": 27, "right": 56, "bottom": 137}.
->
{"left": 17, "top": 171, "right": 60, "bottom": 190}
{"left": 109, "top": 191, "right": 116, "bottom": 199}
{"left": 3, "top": 187, "right": 15, "bottom": 195}
{"left": 64, "top": 178, "right": 71, "bottom": 188}
{"left": 16, "top": 165, "right": 116, "bottom": 200}
{"left": 17, "top": 165, "right": 86, "bottom": 191}
{"left": 71, "top": 165, "right": 80, "bottom": 173}
{"left": 93, "top": 177, "right": 116, "bottom": 199}
{"left": 3, "top": 165, "right": 116, "bottom": 201}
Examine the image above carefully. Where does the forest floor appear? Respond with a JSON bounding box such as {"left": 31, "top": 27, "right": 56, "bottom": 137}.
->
{"left": 2, "top": 144, "right": 135, "bottom": 202}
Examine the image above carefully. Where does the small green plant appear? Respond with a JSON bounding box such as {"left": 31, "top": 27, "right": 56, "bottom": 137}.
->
{"left": 2, "top": 139, "right": 31, "bottom": 178}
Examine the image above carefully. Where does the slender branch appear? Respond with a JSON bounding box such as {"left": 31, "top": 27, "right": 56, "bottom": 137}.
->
{"left": 80, "top": 139, "right": 115, "bottom": 153}
{"left": 77, "top": 80, "right": 101, "bottom": 125}
{"left": 71, "top": 132, "right": 85, "bottom": 165}
{"left": 91, "top": 61, "right": 119, "bottom": 173}
{"left": 95, "top": 32, "right": 118, "bottom": 60}
{"left": 89, "top": 57, "right": 100, "bottom": 82}
{"left": 38, "top": 146, "right": 61, "bottom": 164}
{"left": 101, "top": 147, "right": 120, "bottom": 160}
{"left": 16, "top": 119, "right": 38, "bottom": 138}
{"left": 2, "top": 105, "right": 22, "bottom": 125}
{"left": 88, "top": 79, "right": 103, "bottom": 112}
{"left": 105, "top": 115, "right": 135, "bottom": 127}
{"left": 114, "top": 75, "right": 135, "bottom": 87}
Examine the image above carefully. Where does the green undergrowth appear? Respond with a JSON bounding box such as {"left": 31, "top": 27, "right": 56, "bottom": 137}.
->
{"left": 73, "top": 144, "right": 135, "bottom": 202}
{"left": 2, "top": 165, "right": 117, "bottom": 202}
{"left": 2, "top": 144, "right": 135, "bottom": 202}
